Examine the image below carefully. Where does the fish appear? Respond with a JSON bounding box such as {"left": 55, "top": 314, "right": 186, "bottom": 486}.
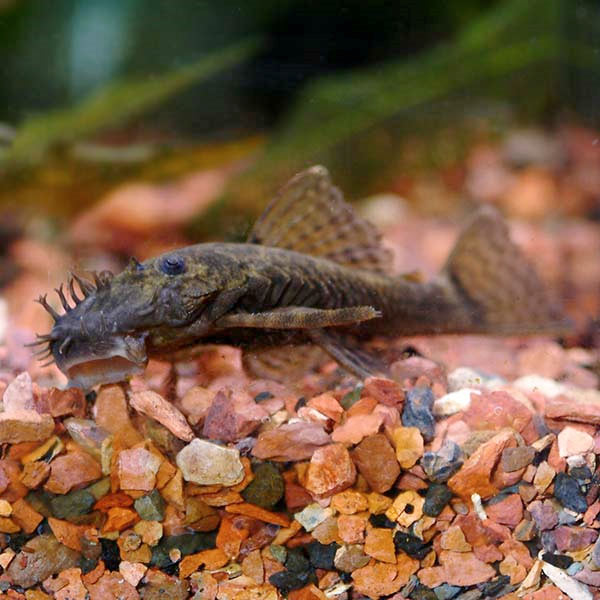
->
{"left": 30, "top": 166, "right": 569, "bottom": 389}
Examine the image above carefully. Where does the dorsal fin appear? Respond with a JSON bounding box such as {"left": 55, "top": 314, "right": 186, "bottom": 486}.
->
{"left": 247, "top": 166, "right": 393, "bottom": 273}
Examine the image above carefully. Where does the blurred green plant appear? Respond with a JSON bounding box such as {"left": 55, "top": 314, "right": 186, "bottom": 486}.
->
{"left": 0, "top": 38, "right": 261, "bottom": 168}
{"left": 202, "top": 0, "right": 599, "bottom": 233}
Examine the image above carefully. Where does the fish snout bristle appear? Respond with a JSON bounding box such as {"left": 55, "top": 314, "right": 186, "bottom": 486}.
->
{"left": 92, "top": 270, "right": 114, "bottom": 291}
{"left": 54, "top": 284, "right": 72, "bottom": 312}
{"left": 71, "top": 272, "right": 96, "bottom": 297}
{"left": 40, "top": 271, "right": 99, "bottom": 323}
{"left": 36, "top": 294, "right": 61, "bottom": 321}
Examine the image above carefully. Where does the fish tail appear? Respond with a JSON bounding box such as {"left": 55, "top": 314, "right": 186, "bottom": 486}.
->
{"left": 441, "top": 206, "right": 570, "bottom": 335}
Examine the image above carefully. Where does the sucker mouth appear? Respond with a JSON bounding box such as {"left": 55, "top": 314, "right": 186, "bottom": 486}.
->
{"left": 66, "top": 355, "right": 146, "bottom": 389}
{"left": 61, "top": 333, "right": 149, "bottom": 389}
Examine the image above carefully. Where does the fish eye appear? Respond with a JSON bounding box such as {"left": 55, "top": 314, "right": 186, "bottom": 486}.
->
{"left": 160, "top": 255, "right": 186, "bottom": 275}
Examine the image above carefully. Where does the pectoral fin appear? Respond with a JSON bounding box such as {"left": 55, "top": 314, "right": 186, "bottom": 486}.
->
{"left": 308, "top": 329, "right": 388, "bottom": 380}
{"left": 216, "top": 305, "right": 381, "bottom": 330}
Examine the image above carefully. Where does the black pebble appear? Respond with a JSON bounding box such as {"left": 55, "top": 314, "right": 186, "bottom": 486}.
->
{"left": 409, "top": 584, "right": 438, "bottom": 600}
{"left": 532, "top": 445, "right": 551, "bottom": 467}
{"left": 241, "top": 462, "right": 285, "bottom": 510}
{"left": 306, "top": 541, "right": 339, "bottom": 570}
{"left": 150, "top": 532, "right": 217, "bottom": 569}
{"left": 269, "top": 570, "right": 316, "bottom": 594}
{"left": 100, "top": 538, "right": 121, "bottom": 571}
{"left": 554, "top": 472, "right": 588, "bottom": 513}
{"left": 542, "top": 552, "right": 573, "bottom": 569}
{"left": 402, "top": 387, "right": 435, "bottom": 441}
{"left": 79, "top": 556, "right": 98, "bottom": 574}
{"left": 570, "top": 466, "right": 592, "bottom": 481}
{"left": 7, "top": 533, "right": 30, "bottom": 553}
{"left": 423, "top": 484, "right": 453, "bottom": 517}
{"left": 285, "top": 548, "right": 310, "bottom": 573}
{"left": 294, "top": 397, "right": 307, "bottom": 411}
{"left": 393, "top": 531, "right": 431, "bottom": 560}
{"left": 161, "top": 561, "right": 180, "bottom": 576}
{"left": 478, "top": 575, "right": 512, "bottom": 598}
{"left": 368, "top": 514, "right": 396, "bottom": 529}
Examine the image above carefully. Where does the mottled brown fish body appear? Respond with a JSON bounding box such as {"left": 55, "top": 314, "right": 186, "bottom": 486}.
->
{"left": 34, "top": 166, "right": 569, "bottom": 388}
{"left": 167, "top": 242, "right": 471, "bottom": 338}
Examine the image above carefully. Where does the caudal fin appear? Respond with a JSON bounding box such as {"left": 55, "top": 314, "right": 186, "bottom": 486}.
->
{"left": 443, "top": 206, "right": 570, "bottom": 335}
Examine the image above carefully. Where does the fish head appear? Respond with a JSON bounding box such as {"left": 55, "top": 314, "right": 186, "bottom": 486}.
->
{"left": 35, "top": 249, "right": 228, "bottom": 389}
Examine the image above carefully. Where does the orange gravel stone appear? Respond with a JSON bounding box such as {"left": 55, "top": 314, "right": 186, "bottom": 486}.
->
{"left": 241, "top": 549, "right": 264, "bottom": 584}
{"left": 486, "top": 493, "right": 523, "bottom": 527}
{"left": 364, "top": 528, "right": 396, "bottom": 563}
{"left": 448, "top": 430, "right": 516, "bottom": 500}
{"left": 363, "top": 377, "right": 405, "bottom": 408}
{"left": 179, "top": 386, "right": 216, "bottom": 425}
{"left": 201, "top": 489, "right": 243, "bottom": 507}
{"left": 440, "top": 525, "right": 472, "bottom": 552}
{"left": 44, "top": 451, "right": 102, "bottom": 494}
{"left": 367, "top": 492, "right": 393, "bottom": 514}
{"left": 499, "top": 539, "right": 534, "bottom": 569}
{"left": 117, "top": 538, "right": 152, "bottom": 563}
{"left": 500, "top": 555, "right": 527, "bottom": 584}
{"left": 155, "top": 458, "right": 177, "bottom": 489}
{"left": 0, "top": 517, "right": 20, "bottom": 533}
{"left": 304, "top": 443, "right": 356, "bottom": 498}
{"left": 424, "top": 550, "right": 496, "bottom": 586}
{"left": 161, "top": 470, "right": 185, "bottom": 510}
{"left": 103, "top": 507, "right": 139, "bottom": 532}
{"left": 179, "top": 548, "right": 228, "bottom": 578}
{"left": 130, "top": 390, "right": 194, "bottom": 441}
{"left": 10, "top": 498, "right": 43, "bottom": 533}
{"left": 216, "top": 516, "right": 250, "bottom": 559}
{"left": 386, "top": 490, "right": 424, "bottom": 527}
{"left": 347, "top": 396, "right": 378, "bottom": 417}
{"left": 462, "top": 391, "right": 532, "bottom": 433}
{"left": 119, "top": 561, "right": 147, "bottom": 587}
{"left": 351, "top": 434, "right": 400, "bottom": 493}
{"left": 353, "top": 558, "right": 418, "bottom": 599}
{"left": 253, "top": 422, "right": 331, "bottom": 462}
{"left": 46, "top": 387, "right": 86, "bottom": 418}
{"left": 94, "top": 385, "right": 142, "bottom": 447}
{"left": 289, "top": 584, "right": 327, "bottom": 600}
{"left": 53, "top": 567, "right": 87, "bottom": 600}
{"left": 331, "top": 413, "right": 384, "bottom": 445}
{"left": 86, "top": 570, "right": 139, "bottom": 600}
{"left": 330, "top": 490, "right": 368, "bottom": 514}
{"left": 225, "top": 502, "right": 290, "bottom": 527}
{"left": 117, "top": 447, "right": 161, "bottom": 491}
{"left": 48, "top": 518, "right": 90, "bottom": 551}
{"left": 391, "top": 426, "right": 424, "bottom": 469}
{"left": 337, "top": 514, "right": 366, "bottom": 544}
{"left": 94, "top": 492, "right": 134, "bottom": 512}
{"left": 134, "top": 520, "right": 163, "bottom": 546}
{"left": 0, "top": 410, "right": 54, "bottom": 444}
{"left": 306, "top": 393, "right": 344, "bottom": 422}
{"left": 20, "top": 460, "right": 50, "bottom": 488}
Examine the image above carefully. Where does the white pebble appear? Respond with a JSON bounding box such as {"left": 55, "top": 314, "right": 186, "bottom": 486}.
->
{"left": 176, "top": 438, "right": 244, "bottom": 486}
{"left": 513, "top": 375, "right": 566, "bottom": 398}
{"left": 542, "top": 561, "right": 593, "bottom": 600}
{"left": 433, "top": 388, "right": 480, "bottom": 417}
{"left": 294, "top": 503, "right": 333, "bottom": 532}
